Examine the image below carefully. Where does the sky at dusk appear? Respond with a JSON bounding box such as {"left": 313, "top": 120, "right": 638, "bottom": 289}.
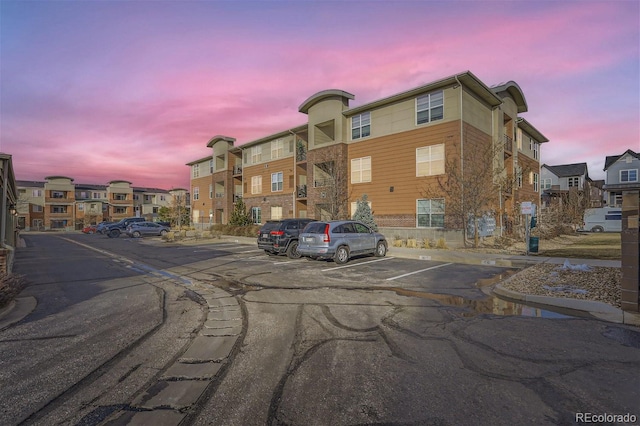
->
{"left": 1, "top": 0, "right": 638, "bottom": 190}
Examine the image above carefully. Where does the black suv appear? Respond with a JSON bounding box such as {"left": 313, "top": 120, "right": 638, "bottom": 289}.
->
{"left": 105, "top": 217, "right": 146, "bottom": 238}
{"left": 257, "top": 218, "right": 316, "bottom": 258}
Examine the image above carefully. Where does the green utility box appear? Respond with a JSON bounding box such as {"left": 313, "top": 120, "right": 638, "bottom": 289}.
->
{"left": 529, "top": 236, "right": 539, "bottom": 253}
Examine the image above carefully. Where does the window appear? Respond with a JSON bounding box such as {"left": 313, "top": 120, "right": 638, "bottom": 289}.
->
{"left": 209, "top": 184, "right": 213, "bottom": 199}
{"left": 416, "top": 144, "right": 445, "bottom": 176}
{"left": 209, "top": 159, "right": 214, "bottom": 174}
{"left": 33, "top": 205, "right": 43, "bottom": 212}
{"left": 51, "top": 205, "right": 67, "bottom": 213}
{"left": 416, "top": 90, "right": 444, "bottom": 124}
{"left": 153, "top": 207, "right": 159, "bottom": 213}
{"left": 532, "top": 141, "right": 539, "bottom": 159}
{"left": 350, "top": 200, "right": 372, "bottom": 218}
{"left": 417, "top": 199, "right": 444, "bottom": 228}
{"left": 78, "top": 204, "right": 84, "bottom": 211}
{"left": 114, "top": 193, "right": 127, "bottom": 200}
{"left": 270, "top": 206, "right": 282, "bottom": 220}
{"left": 271, "top": 172, "right": 283, "bottom": 192}
{"left": 271, "top": 139, "right": 284, "bottom": 160}
{"left": 568, "top": 177, "right": 580, "bottom": 187}
{"left": 533, "top": 173, "right": 539, "bottom": 192}
{"left": 517, "top": 168, "right": 523, "bottom": 188}
{"left": 251, "top": 146, "right": 263, "bottom": 164}
{"left": 114, "top": 207, "right": 127, "bottom": 214}
{"left": 542, "top": 178, "right": 552, "bottom": 190}
{"left": 193, "top": 187, "right": 200, "bottom": 200}
{"left": 251, "top": 207, "right": 262, "bottom": 224}
{"left": 351, "top": 112, "right": 371, "bottom": 140}
{"left": 351, "top": 157, "right": 372, "bottom": 183}
{"left": 160, "top": 195, "right": 166, "bottom": 201}
{"left": 620, "top": 169, "right": 638, "bottom": 183}
{"left": 252, "top": 176, "right": 262, "bottom": 194}
{"left": 192, "top": 164, "right": 200, "bottom": 178}
{"left": 32, "top": 189, "right": 42, "bottom": 197}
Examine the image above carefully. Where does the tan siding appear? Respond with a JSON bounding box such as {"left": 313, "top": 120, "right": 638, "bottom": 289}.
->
{"left": 242, "top": 157, "right": 295, "bottom": 197}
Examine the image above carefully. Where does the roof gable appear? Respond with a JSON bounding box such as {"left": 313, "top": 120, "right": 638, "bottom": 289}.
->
{"left": 604, "top": 149, "right": 640, "bottom": 170}
{"left": 542, "top": 163, "right": 588, "bottom": 178}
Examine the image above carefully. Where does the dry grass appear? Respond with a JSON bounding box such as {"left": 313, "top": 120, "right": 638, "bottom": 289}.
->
{"left": 0, "top": 273, "right": 27, "bottom": 309}
{"left": 539, "top": 233, "right": 621, "bottom": 260}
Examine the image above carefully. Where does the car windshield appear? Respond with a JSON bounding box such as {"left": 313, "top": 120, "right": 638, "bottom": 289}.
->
{"left": 303, "top": 222, "right": 328, "bottom": 234}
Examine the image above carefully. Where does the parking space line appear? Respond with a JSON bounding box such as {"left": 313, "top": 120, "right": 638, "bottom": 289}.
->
{"left": 386, "top": 262, "right": 453, "bottom": 281}
{"left": 321, "top": 257, "right": 395, "bottom": 272}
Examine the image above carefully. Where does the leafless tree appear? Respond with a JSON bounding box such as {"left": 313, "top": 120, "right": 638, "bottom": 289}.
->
{"left": 311, "top": 146, "right": 351, "bottom": 221}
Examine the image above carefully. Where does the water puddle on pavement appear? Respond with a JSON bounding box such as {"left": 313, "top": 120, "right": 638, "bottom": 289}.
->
{"left": 381, "top": 270, "right": 585, "bottom": 319}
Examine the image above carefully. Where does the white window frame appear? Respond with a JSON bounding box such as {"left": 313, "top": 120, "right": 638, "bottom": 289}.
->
{"left": 351, "top": 112, "right": 371, "bottom": 140}
{"left": 271, "top": 139, "right": 284, "bottom": 160}
{"left": 351, "top": 157, "right": 372, "bottom": 184}
{"left": 620, "top": 169, "right": 638, "bottom": 183}
{"left": 251, "top": 207, "right": 262, "bottom": 224}
{"left": 417, "top": 199, "right": 445, "bottom": 228}
{"left": 350, "top": 200, "right": 372, "bottom": 218}
{"left": 542, "top": 178, "right": 552, "bottom": 190}
{"left": 532, "top": 141, "right": 539, "bottom": 159}
{"left": 416, "top": 144, "right": 445, "bottom": 177}
{"left": 209, "top": 159, "right": 214, "bottom": 174}
{"left": 533, "top": 173, "right": 539, "bottom": 192}
{"left": 209, "top": 184, "right": 213, "bottom": 199}
{"left": 271, "top": 172, "right": 283, "bottom": 192}
{"left": 193, "top": 187, "right": 199, "bottom": 200}
{"left": 270, "top": 206, "right": 283, "bottom": 220}
{"left": 251, "top": 146, "right": 263, "bottom": 164}
{"left": 416, "top": 90, "right": 444, "bottom": 125}
{"left": 192, "top": 164, "right": 200, "bottom": 178}
{"left": 251, "top": 176, "right": 262, "bottom": 194}
{"left": 568, "top": 177, "right": 580, "bottom": 187}
{"left": 32, "top": 189, "right": 42, "bottom": 197}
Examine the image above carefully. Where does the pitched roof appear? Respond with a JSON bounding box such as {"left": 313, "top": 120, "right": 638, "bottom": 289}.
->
{"left": 542, "top": 163, "right": 589, "bottom": 178}
{"left": 603, "top": 149, "right": 640, "bottom": 170}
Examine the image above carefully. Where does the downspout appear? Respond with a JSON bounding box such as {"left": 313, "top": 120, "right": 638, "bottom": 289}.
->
{"left": 289, "top": 130, "right": 297, "bottom": 217}
{"left": 454, "top": 75, "right": 465, "bottom": 243}
{"left": 1, "top": 158, "right": 8, "bottom": 246}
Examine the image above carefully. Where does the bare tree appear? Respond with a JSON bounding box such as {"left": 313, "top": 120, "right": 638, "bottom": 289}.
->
{"left": 422, "top": 137, "right": 522, "bottom": 247}
{"left": 311, "top": 146, "right": 351, "bottom": 221}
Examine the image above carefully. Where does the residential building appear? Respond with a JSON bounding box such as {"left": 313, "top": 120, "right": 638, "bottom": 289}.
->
{"left": 603, "top": 149, "right": 640, "bottom": 207}
{"left": 0, "top": 153, "right": 19, "bottom": 273}
{"left": 16, "top": 178, "right": 182, "bottom": 231}
{"left": 187, "top": 71, "right": 549, "bottom": 243}
{"left": 540, "top": 163, "right": 600, "bottom": 208}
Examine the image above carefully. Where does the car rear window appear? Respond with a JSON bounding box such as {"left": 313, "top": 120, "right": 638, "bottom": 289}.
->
{"left": 303, "top": 222, "right": 328, "bottom": 234}
{"left": 260, "top": 222, "right": 281, "bottom": 232}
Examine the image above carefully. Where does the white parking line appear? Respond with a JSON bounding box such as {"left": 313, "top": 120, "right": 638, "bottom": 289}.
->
{"left": 322, "top": 257, "right": 395, "bottom": 272}
{"left": 386, "top": 262, "right": 453, "bottom": 281}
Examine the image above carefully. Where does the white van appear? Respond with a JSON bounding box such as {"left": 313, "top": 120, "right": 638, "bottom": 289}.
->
{"left": 582, "top": 208, "right": 622, "bottom": 232}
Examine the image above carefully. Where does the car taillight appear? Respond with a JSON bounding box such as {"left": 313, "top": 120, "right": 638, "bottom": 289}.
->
{"left": 323, "top": 224, "right": 330, "bottom": 243}
{"left": 270, "top": 230, "right": 284, "bottom": 236}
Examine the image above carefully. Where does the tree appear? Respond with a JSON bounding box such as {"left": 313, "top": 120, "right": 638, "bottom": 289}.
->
{"left": 229, "top": 197, "right": 252, "bottom": 226}
{"left": 352, "top": 194, "right": 378, "bottom": 231}
{"left": 311, "top": 146, "right": 351, "bottom": 221}
{"left": 421, "top": 137, "right": 522, "bottom": 247}
{"left": 161, "top": 194, "right": 189, "bottom": 227}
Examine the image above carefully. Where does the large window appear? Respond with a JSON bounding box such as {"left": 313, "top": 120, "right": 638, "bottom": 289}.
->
{"left": 351, "top": 112, "right": 371, "bottom": 140}
{"left": 620, "top": 169, "right": 638, "bottom": 183}
{"left": 417, "top": 199, "right": 444, "bottom": 228}
{"left": 271, "top": 172, "right": 283, "bottom": 192}
{"left": 271, "top": 139, "right": 284, "bottom": 160}
{"left": 542, "top": 178, "right": 552, "bottom": 190}
{"left": 568, "top": 177, "right": 580, "bottom": 187}
{"left": 251, "top": 176, "right": 262, "bottom": 194}
{"left": 251, "top": 146, "right": 263, "bottom": 164}
{"left": 192, "top": 164, "right": 200, "bottom": 178}
{"left": 533, "top": 173, "right": 539, "bottom": 192}
{"left": 193, "top": 187, "right": 199, "bottom": 200}
{"left": 416, "top": 144, "right": 445, "bottom": 176}
{"left": 251, "top": 207, "right": 262, "bottom": 224}
{"left": 271, "top": 206, "right": 282, "bottom": 220}
{"left": 351, "top": 157, "right": 371, "bottom": 183}
{"left": 416, "top": 90, "right": 444, "bottom": 125}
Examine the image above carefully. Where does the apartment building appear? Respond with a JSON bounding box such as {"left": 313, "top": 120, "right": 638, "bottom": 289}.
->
{"left": 1, "top": 153, "right": 18, "bottom": 273}
{"left": 187, "top": 71, "right": 548, "bottom": 240}
{"left": 16, "top": 178, "right": 179, "bottom": 231}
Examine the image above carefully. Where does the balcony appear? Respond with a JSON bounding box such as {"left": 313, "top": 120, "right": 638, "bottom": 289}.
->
{"left": 233, "top": 166, "right": 243, "bottom": 175}
{"left": 314, "top": 178, "right": 332, "bottom": 188}
{"left": 296, "top": 185, "right": 307, "bottom": 198}
{"left": 215, "top": 193, "right": 225, "bottom": 198}
{"left": 296, "top": 151, "right": 307, "bottom": 162}
{"left": 504, "top": 134, "right": 513, "bottom": 157}
{"left": 233, "top": 194, "right": 242, "bottom": 203}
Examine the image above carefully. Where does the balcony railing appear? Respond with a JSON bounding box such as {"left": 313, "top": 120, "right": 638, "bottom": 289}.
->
{"left": 314, "top": 179, "right": 332, "bottom": 188}
{"left": 215, "top": 192, "right": 225, "bottom": 198}
{"left": 296, "top": 185, "right": 307, "bottom": 198}
{"left": 233, "top": 194, "right": 242, "bottom": 203}
{"left": 233, "top": 166, "right": 242, "bottom": 175}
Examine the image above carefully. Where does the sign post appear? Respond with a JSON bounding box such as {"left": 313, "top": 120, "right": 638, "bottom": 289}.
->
{"left": 521, "top": 202, "right": 533, "bottom": 256}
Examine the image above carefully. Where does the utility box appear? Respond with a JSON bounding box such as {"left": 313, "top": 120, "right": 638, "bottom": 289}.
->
{"left": 529, "top": 237, "right": 539, "bottom": 253}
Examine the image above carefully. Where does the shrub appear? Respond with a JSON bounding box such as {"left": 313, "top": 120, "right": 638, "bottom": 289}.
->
{"left": 436, "top": 238, "right": 448, "bottom": 249}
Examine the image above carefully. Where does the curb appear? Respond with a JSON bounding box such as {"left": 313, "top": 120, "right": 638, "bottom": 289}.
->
{"left": 0, "top": 296, "right": 37, "bottom": 329}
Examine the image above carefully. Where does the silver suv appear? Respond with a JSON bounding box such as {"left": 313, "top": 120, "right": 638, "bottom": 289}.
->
{"left": 298, "top": 220, "right": 387, "bottom": 264}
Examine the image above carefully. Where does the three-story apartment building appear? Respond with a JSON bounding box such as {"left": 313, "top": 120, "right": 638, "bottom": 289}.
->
{"left": 187, "top": 71, "right": 548, "bottom": 241}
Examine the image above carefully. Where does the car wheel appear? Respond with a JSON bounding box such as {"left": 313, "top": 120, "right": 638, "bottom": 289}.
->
{"left": 109, "top": 230, "right": 120, "bottom": 238}
{"left": 132, "top": 231, "right": 141, "bottom": 238}
{"left": 160, "top": 230, "right": 167, "bottom": 236}
{"left": 286, "top": 241, "right": 302, "bottom": 259}
{"left": 375, "top": 241, "right": 387, "bottom": 257}
{"left": 334, "top": 245, "right": 349, "bottom": 264}
{"left": 591, "top": 226, "right": 604, "bottom": 232}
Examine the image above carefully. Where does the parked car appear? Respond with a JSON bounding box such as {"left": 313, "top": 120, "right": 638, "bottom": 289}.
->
{"left": 82, "top": 225, "right": 97, "bottom": 234}
{"left": 257, "top": 218, "right": 316, "bottom": 258}
{"left": 125, "top": 221, "right": 171, "bottom": 238}
{"left": 298, "top": 220, "right": 387, "bottom": 264}
{"left": 105, "top": 217, "right": 146, "bottom": 238}
{"left": 96, "top": 221, "right": 114, "bottom": 234}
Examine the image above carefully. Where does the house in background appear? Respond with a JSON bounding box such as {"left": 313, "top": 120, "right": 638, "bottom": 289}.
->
{"left": 603, "top": 149, "right": 640, "bottom": 207}
{"left": 540, "top": 163, "right": 599, "bottom": 208}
